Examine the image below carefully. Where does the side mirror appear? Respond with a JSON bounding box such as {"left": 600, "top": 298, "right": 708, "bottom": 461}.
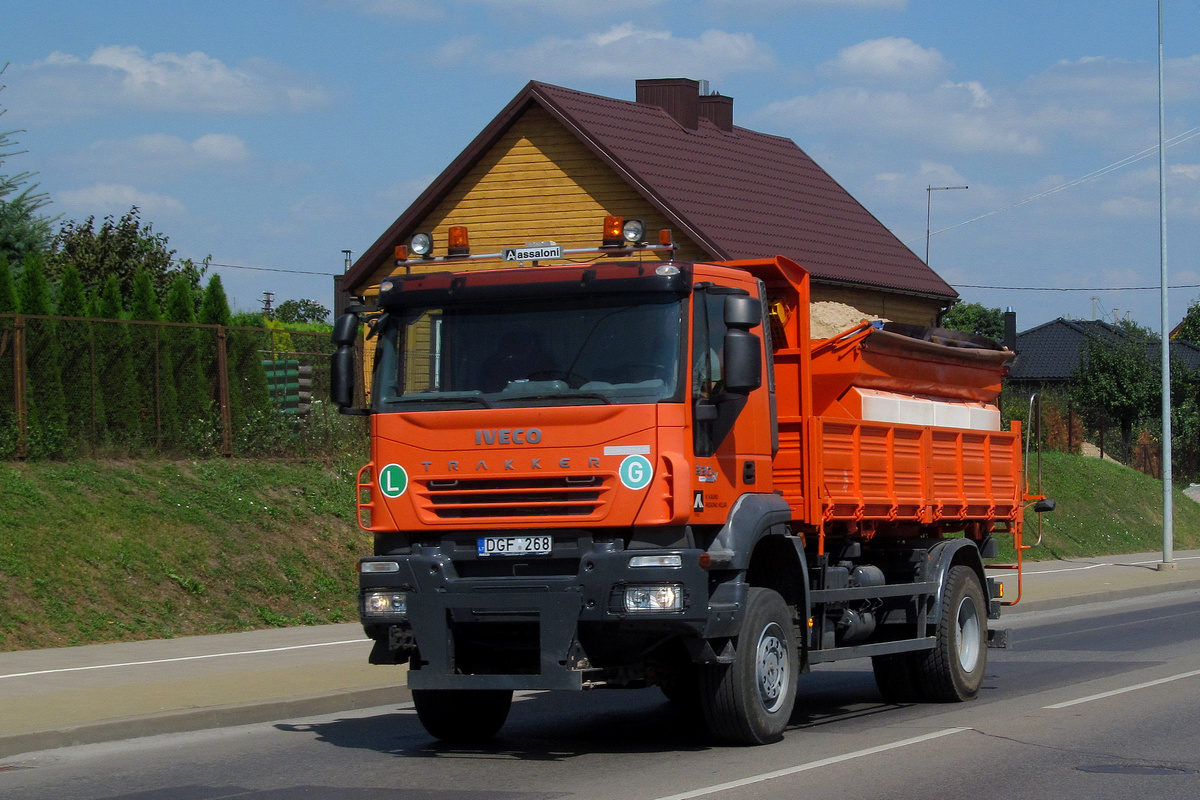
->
{"left": 332, "top": 312, "right": 360, "bottom": 347}
{"left": 722, "top": 295, "right": 763, "bottom": 395}
{"left": 723, "top": 330, "right": 761, "bottom": 394}
{"left": 1034, "top": 498, "right": 1056, "bottom": 514}
{"left": 724, "top": 295, "right": 762, "bottom": 330}
{"left": 330, "top": 313, "right": 361, "bottom": 412}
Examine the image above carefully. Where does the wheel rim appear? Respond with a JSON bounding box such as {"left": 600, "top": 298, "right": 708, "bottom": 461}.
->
{"left": 755, "top": 622, "right": 790, "bottom": 713}
{"left": 955, "top": 596, "right": 981, "bottom": 673}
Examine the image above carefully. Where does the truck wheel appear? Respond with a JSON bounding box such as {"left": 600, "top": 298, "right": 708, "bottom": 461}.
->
{"left": 917, "top": 565, "right": 987, "bottom": 702}
{"left": 699, "top": 587, "right": 797, "bottom": 745}
{"left": 871, "top": 652, "right": 923, "bottom": 704}
{"left": 412, "top": 689, "right": 513, "bottom": 743}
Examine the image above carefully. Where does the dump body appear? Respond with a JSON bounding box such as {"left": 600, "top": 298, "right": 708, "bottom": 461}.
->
{"left": 337, "top": 249, "right": 1032, "bottom": 745}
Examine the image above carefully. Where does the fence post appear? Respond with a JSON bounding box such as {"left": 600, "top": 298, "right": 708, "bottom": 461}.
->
{"left": 14, "top": 314, "right": 27, "bottom": 459}
{"left": 217, "top": 324, "right": 233, "bottom": 457}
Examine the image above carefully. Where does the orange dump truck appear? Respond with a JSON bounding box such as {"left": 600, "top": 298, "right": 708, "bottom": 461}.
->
{"left": 331, "top": 225, "right": 1049, "bottom": 745}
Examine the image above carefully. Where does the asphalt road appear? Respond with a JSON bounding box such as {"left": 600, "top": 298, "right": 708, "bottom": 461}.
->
{"left": 3, "top": 587, "right": 1198, "bottom": 800}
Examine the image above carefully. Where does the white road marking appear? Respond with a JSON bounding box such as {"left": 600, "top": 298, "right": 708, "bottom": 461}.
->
{"left": 1044, "top": 668, "right": 1200, "bottom": 709}
{"left": 650, "top": 728, "right": 969, "bottom": 800}
{"left": 0, "top": 639, "right": 367, "bottom": 680}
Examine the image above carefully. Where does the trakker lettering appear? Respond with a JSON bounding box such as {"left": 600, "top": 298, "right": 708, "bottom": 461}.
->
{"left": 419, "top": 457, "right": 600, "bottom": 472}
{"left": 475, "top": 428, "right": 542, "bottom": 445}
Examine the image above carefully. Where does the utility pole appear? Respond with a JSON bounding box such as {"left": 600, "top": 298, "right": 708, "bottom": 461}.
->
{"left": 925, "top": 185, "right": 968, "bottom": 265}
{"left": 1157, "top": 0, "right": 1174, "bottom": 571}
{"left": 261, "top": 291, "right": 275, "bottom": 318}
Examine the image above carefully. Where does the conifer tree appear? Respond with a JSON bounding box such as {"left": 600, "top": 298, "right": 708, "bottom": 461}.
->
{"left": 165, "top": 273, "right": 209, "bottom": 439}
{"left": 0, "top": 254, "right": 17, "bottom": 457}
{"left": 130, "top": 268, "right": 179, "bottom": 448}
{"left": 17, "top": 252, "right": 66, "bottom": 456}
{"left": 95, "top": 274, "right": 139, "bottom": 447}
{"left": 57, "top": 263, "right": 104, "bottom": 446}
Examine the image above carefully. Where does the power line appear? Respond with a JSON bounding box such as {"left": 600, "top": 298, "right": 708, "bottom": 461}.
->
{"left": 956, "top": 282, "right": 1200, "bottom": 292}
{"left": 911, "top": 125, "right": 1200, "bottom": 244}
{"left": 172, "top": 259, "right": 339, "bottom": 277}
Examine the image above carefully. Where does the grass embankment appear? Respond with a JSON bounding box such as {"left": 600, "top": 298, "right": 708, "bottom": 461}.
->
{"left": 1, "top": 451, "right": 1197, "bottom": 652}
{"left": 0, "top": 458, "right": 370, "bottom": 651}
{"left": 1009, "top": 450, "right": 1200, "bottom": 561}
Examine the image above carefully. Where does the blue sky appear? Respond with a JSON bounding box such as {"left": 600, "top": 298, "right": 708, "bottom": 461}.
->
{"left": 3, "top": 0, "right": 1199, "bottom": 331}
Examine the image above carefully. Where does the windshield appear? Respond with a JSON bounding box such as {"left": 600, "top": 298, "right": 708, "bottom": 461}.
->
{"left": 371, "top": 293, "right": 685, "bottom": 410}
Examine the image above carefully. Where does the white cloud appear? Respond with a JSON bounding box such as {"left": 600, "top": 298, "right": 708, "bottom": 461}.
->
{"left": 489, "top": 23, "right": 775, "bottom": 81}
{"left": 13, "top": 46, "right": 329, "bottom": 122}
{"left": 193, "top": 134, "right": 251, "bottom": 163}
{"left": 1173, "top": 164, "right": 1200, "bottom": 181}
{"left": 77, "top": 134, "right": 252, "bottom": 181}
{"left": 708, "top": 0, "right": 904, "bottom": 10}
{"left": 758, "top": 84, "right": 1041, "bottom": 156}
{"left": 57, "top": 183, "right": 185, "bottom": 217}
{"left": 821, "top": 37, "right": 947, "bottom": 84}
{"left": 312, "top": 0, "right": 444, "bottom": 20}
{"left": 1099, "top": 196, "right": 1153, "bottom": 218}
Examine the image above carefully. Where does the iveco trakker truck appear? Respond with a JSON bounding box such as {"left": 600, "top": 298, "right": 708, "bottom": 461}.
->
{"left": 331, "top": 218, "right": 1050, "bottom": 745}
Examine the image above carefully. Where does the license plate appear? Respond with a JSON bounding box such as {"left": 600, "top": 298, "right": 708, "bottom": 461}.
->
{"left": 477, "top": 535, "right": 552, "bottom": 557}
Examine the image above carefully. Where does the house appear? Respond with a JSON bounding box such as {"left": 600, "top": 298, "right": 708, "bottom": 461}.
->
{"left": 342, "top": 78, "right": 958, "bottom": 326}
{"left": 1007, "top": 317, "right": 1200, "bottom": 391}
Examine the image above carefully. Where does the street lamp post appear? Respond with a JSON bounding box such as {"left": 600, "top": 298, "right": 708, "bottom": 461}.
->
{"left": 925, "top": 185, "right": 968, "bottom": 265}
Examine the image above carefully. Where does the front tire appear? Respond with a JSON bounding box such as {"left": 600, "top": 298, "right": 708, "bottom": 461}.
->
{"left": 412, "top": 689, "right": 513, "bottom": 743}
{"left": 917, "top": 565, "right": 987, "bottom": 701}
{"left": 699, "top": 587, "right": 797, "bottom": 745}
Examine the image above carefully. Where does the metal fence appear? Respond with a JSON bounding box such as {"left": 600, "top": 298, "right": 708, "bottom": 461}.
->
{"left": 1, "top": 313, "right": 365, "bottom": 460}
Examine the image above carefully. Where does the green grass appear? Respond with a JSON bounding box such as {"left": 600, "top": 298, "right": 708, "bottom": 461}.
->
{"left": 1001, "top": 451, "right": 1200, "bottom": 561}
{"left": 1, "top": 450, "right": 1197, "bottom": 652}
{"left": 0, "top": 457, "right": 371, "bottom": 651}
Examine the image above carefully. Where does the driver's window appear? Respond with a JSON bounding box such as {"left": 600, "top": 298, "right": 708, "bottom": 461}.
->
{"left": 693, "top": 291, "right": 727, "bottom": 400}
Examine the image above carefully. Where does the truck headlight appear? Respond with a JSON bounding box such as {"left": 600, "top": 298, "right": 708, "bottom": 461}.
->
{"left": 624, "top": 584, "right": 683, "bottom": 612}
{"left": 629, "top": 554, "right": 682, "bottom": 568}
{"left": 363, "top": 591, "right": 408, "bottom": 616}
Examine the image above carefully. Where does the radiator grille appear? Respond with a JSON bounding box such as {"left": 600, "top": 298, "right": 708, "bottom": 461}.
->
{"left": 419, "top": 475, "right": 608, "bottom": 519}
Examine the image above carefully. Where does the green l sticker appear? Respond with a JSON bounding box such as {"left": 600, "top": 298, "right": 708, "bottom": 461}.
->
{"left": 378, "top": 463, "right": 408, "bottom": 498}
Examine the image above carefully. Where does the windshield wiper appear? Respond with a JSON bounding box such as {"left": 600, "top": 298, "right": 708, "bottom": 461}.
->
{"left": 500, "top": 392, "right": 612, "bottom": 405}
{"left": 384, "top": 394, "right": 493, "bottom": 408}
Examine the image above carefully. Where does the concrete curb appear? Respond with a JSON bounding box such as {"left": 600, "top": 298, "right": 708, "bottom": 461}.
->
{"left": 1009, "top": 577, "right": 1200, "bottom": 614}
{"left": 0, "top": 686, "right": 413, "bottom": 760}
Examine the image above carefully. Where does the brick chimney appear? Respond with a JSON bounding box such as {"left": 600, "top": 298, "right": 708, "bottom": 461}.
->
{"left": 635, "top": 78, "right": 701, "bottom": 129}
{"left": 699, "top": 93, "right": 734, "bottom": 132}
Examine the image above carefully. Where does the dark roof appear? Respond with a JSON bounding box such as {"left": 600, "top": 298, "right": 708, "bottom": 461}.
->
{"left": 1009, "top": 317, "right": 1200, "bottom": 382}
{"left": 347, "top": 80, "right": 957, "bottom": 301}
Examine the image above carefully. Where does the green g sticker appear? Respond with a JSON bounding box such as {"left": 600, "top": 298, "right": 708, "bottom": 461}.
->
{"left": 378, "top": 463, "right": 408, "bottom": 498}
{"left": 619, "top": 455, "right": 653, "bottom": 490}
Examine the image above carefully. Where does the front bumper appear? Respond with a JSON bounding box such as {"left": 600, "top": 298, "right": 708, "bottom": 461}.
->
{"left": 359, "top": 536, "right": 719, "bottom": 691}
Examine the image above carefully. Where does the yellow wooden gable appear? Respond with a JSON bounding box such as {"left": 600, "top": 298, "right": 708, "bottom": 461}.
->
{"left": 360, "top": 106, "right": 709, "bottom": 296}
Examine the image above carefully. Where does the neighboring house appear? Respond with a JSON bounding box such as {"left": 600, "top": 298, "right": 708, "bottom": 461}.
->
{"left": 1007, "top": 317, "right": 1200, "bottom": 392}
{"left": 342, "top": 78, "right": 958, "bottom": 326}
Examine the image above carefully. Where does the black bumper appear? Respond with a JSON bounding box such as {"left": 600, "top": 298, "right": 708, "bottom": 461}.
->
{"left": 359, "top": 540, "right": 726, "bottom": 691}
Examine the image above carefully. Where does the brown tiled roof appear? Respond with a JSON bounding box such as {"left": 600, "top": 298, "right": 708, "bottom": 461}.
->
{"left": 347, "top": 80, "right": 956, "bottom": 300}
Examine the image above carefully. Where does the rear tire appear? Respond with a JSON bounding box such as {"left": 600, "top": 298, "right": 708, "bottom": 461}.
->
{"left": 699, "top": 587, "right": 797, "bottom": 745}
{"left": 917, "top": 565, "right": 987, "bottom": 701}
{"left": 412, "top": 689, "right": 513, "bottom": 743}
